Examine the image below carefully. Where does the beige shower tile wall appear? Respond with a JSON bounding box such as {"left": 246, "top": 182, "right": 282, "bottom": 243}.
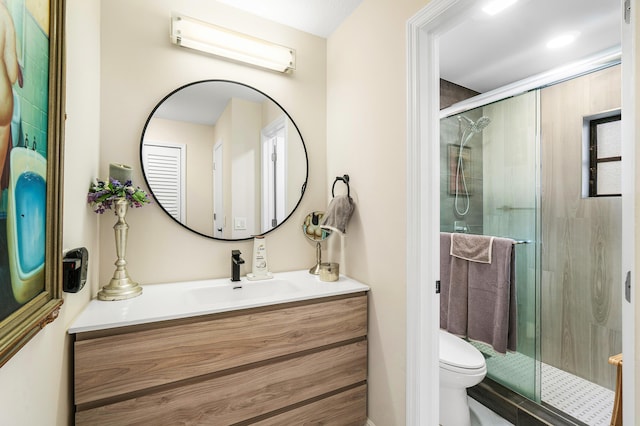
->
{"left": 540, "top": 65, "right": 622, "bottom": 391}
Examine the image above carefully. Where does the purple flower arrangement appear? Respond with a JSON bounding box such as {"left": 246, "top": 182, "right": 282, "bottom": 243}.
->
{"left": 87, "top": 178, "right": 151, "bottom": 214}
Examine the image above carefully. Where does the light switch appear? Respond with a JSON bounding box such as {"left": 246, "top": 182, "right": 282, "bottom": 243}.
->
{"left": 234, "top": 217, "right": 247, "bottom": 230}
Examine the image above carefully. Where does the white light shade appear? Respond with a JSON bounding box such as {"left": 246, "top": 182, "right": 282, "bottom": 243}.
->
{"left": 171, "top": 15, "right": 296, "bottom": 73}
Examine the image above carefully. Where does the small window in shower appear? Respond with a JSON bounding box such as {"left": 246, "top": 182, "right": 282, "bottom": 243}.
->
{"left": 588, "top": 113, "right": 621, "bottom": 197}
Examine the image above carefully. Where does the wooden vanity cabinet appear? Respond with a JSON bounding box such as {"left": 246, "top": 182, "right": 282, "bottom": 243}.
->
{"left": 73, "top": 293, "right": 368, "bottom": 425}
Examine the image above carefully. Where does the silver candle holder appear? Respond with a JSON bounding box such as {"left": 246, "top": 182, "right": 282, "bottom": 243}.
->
{"left": 97, "top": 198, "right": 142, "bottom": 301}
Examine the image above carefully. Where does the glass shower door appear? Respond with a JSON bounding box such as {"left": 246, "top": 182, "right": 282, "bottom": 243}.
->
{"left": 478, "top": 91, "right": 540, "bottom": 401}
{"left": 440, "top": 90, "right": 541, "bottom": 401}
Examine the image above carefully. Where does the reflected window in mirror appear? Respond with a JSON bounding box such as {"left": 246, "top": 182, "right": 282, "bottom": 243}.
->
{"left": 140, "top": 80, "right": 308, "bottom": 241}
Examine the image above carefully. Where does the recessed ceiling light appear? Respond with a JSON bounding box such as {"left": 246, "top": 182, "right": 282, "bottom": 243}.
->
{"left": 482, "top": 0, "right": 518, "bottom": 16}
{"left": 546, "top": 31, "right": 580, "bottom": 49}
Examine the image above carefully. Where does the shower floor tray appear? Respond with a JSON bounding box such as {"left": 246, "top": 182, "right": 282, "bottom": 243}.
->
{"left": 541, "top": 363, "right": 614, "bottom": 426}
{"left": 472, "top": 341, "right": 615, "bottom": 426}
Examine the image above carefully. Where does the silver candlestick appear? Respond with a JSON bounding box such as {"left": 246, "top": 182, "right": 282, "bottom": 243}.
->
{"left": 97, "top": 198, "right": 143, "bottom": 301}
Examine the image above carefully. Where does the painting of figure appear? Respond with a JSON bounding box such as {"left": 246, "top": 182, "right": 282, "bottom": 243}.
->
{"left": 0, "top": 0, "right": 50, "bottom": 321}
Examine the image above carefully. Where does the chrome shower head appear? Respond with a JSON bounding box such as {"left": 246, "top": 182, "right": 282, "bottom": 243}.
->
{"left": 457, "top": 115, "right": 491, "bottom": 133}
{"left": 470, "top": 116, "right": 491, "bottom": 133}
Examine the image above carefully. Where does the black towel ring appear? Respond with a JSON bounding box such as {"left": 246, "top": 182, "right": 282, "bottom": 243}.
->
{"left": 331, "top": 174, "right": 350, "bottom": 198}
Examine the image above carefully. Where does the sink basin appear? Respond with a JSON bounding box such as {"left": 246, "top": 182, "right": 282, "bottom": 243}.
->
{"left": 68, "top": 270, "right": 371, "bottom": 334}
{"left": 186, "top": 279, "right": 304, "bottom": 305}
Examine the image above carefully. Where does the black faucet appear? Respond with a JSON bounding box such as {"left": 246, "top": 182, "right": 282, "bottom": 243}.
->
{"left": 231, "top": 250, "right": 244, "bottom": 282}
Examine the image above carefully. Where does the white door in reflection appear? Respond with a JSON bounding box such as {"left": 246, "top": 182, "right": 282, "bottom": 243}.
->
{"left": 142, "top": 141, "right": 186, "bottom": 222}
{"left": 261, "top": 116, "right": 287, "bottom": 234}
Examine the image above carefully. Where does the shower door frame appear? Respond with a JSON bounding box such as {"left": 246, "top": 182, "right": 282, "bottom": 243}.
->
{"left": 406, "top": 1, "right": 637, "bottom": 425}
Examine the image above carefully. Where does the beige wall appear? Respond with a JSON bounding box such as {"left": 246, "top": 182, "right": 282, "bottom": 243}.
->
{"left": 0, "top": 0, "right": 102, "bottom": 424}
{"left": 98, "top": 0, "right": 327, "bottom": 285}
{"left": 327, "top": 0, "right": 428, "bottom": 424}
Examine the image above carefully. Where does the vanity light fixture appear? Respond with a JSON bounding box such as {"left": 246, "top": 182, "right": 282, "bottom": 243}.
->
{"left": 170, "top": 14, "right": 296, "bottom": 73}
{"left": 482, "top": 0, "right": 518, "bottom": 16}
{"left": 546, "top": 31, "right": 580, "bottom": 49}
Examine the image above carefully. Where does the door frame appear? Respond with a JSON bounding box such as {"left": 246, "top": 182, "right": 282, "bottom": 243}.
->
{"left": 213, "top": 140, "right": 224, "bottom": 239}
{"left": 405, "top": 0, "right": 636, "bottom": 424}
{"left": 261, "top": 115, "right": 288, "bottom": 233}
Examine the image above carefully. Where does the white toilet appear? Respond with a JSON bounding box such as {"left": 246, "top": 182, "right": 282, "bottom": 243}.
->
{"left": 439, "top": 329, "right": 487, "bottom": 426}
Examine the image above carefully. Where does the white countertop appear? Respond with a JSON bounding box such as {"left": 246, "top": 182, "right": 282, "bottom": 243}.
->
{"left": 68, "top": 270, "right": 369, "bottom": 334}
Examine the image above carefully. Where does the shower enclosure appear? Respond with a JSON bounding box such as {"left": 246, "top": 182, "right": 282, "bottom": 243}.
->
{"left": 440, "top": 65, "right": 622, "bottom": 425}
{"left": 441, "top": 90, "right": 540, "bottom": 401}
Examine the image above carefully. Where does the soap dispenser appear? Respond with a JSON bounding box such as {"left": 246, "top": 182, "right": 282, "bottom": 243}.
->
{"left": 246, "top": 235, "right": 273, "bottom": 281}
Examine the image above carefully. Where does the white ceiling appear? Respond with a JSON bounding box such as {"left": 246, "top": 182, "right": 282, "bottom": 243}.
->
{"left": 215, "top": 0, "right": 364, "bottom": 38}
{"left": 438, "top": 0, "right": 621, "bottom": 93}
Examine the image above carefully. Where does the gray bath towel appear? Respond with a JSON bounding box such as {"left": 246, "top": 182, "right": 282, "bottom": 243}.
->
{"left": 440, "top": 232, "right": 517, "bottom": 354}
{"left": 440, "top": 233, "right": 468, "bottom": 337}
{"left": 321, "top": 195, "right": 354, "bottom": 234}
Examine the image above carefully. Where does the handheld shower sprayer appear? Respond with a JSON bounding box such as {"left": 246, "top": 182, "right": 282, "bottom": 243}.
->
{"left": 458, "top": 116, "right": 491, "bottom": 144}
{"left": 454, "top": 115, "right": 491, "bottom": 217}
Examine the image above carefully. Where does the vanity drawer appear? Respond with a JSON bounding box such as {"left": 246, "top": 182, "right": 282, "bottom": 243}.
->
{"left": 75, "top": 340, "right": 367, "bottom": 425}
{"left": 251, "top": 384, "right": 368, "bottom": 426}
{"left": 74, "top": 294, "right": 367, "bottom": 406}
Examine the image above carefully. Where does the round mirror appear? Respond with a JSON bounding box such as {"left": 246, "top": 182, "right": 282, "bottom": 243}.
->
{"left": 140, "top": 80, "right": 308, "bottom": 240}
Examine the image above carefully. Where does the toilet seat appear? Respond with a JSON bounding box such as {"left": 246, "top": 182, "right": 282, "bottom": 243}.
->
{"left": 439, "top": 329, "right": 486, "bottom": 374}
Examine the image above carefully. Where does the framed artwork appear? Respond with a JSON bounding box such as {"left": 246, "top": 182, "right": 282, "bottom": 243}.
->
{"left": 448, "top": 144, "right": 472, "bottom": 195}
{"left": 0, "top": 0, "right": 65, "bottom": 367}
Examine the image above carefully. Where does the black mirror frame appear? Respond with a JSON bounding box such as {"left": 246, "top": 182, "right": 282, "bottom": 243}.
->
{"left": 140, "top": 79, "right": 309, "bottom": 241}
